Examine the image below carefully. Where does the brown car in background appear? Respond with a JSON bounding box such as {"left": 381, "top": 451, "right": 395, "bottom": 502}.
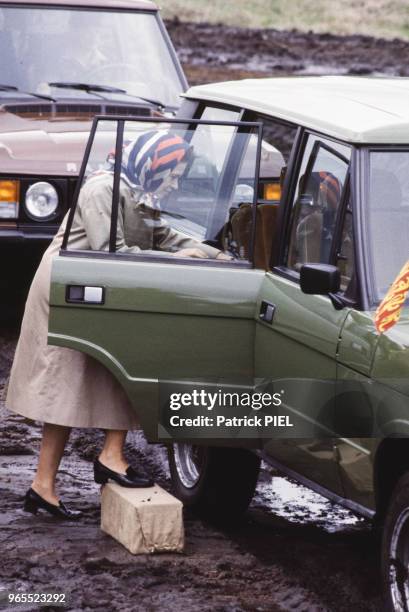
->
{"left": 0, "top": 0, "right": 187, "bottom": 308}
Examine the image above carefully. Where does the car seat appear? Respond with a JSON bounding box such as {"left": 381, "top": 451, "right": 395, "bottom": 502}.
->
{"left": 227, "top": 202, "right": 279, "bottom": 269}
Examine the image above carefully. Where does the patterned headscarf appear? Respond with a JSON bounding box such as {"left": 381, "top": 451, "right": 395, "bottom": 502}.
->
{"left": 121, "top": 130, "right": 190, "bottom": 192}
{"left": 97, "top": 130, "right": 191, "bottom": 209}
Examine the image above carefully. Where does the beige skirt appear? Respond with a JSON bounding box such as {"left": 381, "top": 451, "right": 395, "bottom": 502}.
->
{"left": 5, "top": 238, "right": 139, "bottom": 430}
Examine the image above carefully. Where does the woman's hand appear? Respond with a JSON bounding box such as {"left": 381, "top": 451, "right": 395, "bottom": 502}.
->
{"left": 216, "top": 251, "right": 234, "bottom": 261}
{"left": 173, "top": 248, "right": 209, "bottom": 258}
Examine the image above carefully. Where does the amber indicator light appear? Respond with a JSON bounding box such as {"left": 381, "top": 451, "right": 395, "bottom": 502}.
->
{"left": 0, "top": 180, "right": 20, "bottom": 202}
{"left": 263, "top": 182, "right": 281, "bottom": 201}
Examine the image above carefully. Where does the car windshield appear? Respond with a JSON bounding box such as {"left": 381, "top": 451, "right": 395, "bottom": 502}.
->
{"left": 0, "top": 6, "right": 184, "bottom": 109}
{"left": 367, "top": 150, "right": 409, "bottom": 304}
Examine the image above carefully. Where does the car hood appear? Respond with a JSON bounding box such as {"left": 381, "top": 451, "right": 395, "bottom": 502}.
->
{"left": 0, "top": 104, "right": 102, "bottom": 176}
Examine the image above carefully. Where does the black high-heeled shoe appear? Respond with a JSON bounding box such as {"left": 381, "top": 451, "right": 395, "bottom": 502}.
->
{"left": 93, "top": 458, "right": 154, "bottom": 488}
{"left": 23, "top": 488, "right": 82, "bottom": 520}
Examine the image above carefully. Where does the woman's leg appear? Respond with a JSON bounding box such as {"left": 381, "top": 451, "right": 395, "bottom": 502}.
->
{"left": 31, "top": 423, "right": 71, "bottom": 505}
{"left": 98, "top": 430, "right": 129, "bottom": 474}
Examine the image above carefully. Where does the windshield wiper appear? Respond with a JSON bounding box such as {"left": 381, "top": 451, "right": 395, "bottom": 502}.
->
{"left": 120, "top": 92, "right": 166, "bottom": 110}
{"left": 49, "top": 82, "right": 126, "bottom": 95}
{"left": 48, "top": 82, "right": 165, "bottom": 109}
{"left": 0, "top": 84, "right": 56, "bottom": 102}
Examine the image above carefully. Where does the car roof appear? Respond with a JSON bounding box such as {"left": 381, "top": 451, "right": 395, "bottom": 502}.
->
{"left": 0, "top": 0, "right": 157, "bottom": 10}
{"left": 185, "top": 76, "right": 409, "bottom": 144}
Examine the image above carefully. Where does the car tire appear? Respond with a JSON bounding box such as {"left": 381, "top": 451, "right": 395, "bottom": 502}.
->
{"left": 168, "top": 443, "right": 261, "bottom": 524}
{"left": 381, "top": 471, "right": 409, "bottom": 610}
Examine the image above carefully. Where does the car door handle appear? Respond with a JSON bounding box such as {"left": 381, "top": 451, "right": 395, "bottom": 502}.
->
{"left": 66, "top": 285, "right": 105, "bottom": 305}
{"left": 259, "top": 300, "right": 276, "bottom": 324}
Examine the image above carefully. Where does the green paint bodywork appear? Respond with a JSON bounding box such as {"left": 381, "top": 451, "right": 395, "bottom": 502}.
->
{"left": 49, "top": 255, "right": 265, "bottom": 440}
{"left": 48, "top": 255, "right": 409, "bottom": 516}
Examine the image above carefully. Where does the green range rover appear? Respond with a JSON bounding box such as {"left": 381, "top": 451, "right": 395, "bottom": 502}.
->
{"left": 48, "top": 76, "right": 409, "bottom": 610}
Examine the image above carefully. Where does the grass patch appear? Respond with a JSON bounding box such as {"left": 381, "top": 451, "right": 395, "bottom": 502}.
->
{"left": 160, "top": 0, "right": 409, "bottom": 39}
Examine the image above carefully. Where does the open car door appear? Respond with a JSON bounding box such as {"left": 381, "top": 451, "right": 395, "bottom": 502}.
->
{"left": 48, "top": 116, "right": 265, "bottom": 441}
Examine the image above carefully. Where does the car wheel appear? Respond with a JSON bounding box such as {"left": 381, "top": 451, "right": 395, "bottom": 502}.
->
{"left": 168, "top": 443, "right": 261, "bottom": 524}
{"left": 382, "top": 472, "right": 409, "bottom": 610}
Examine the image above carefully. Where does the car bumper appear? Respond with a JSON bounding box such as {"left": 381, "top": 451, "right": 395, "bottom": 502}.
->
{"left": 0, "top": 228, "right": 53, "bottom": 245}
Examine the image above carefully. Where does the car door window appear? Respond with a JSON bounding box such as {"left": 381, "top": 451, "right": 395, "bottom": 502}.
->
{"left": 367, "top": 150, "right": 409, "bottom": 304}
{"left": 62, "top": 120, "right": 117, "bottom": 253}
{"left": 199, "top": 106, "right": 240, "bottom": 123}
{"left": 160, "top": 111, "right": 240, "bottom": 236}
{"left": 233, "top": 116, "right": 297, "bottom": 269}
{"left": 254, "top": 117, "right": 297, "bottom": 198}
{"left": 337, "top": 199, "right": 355, "bottom": 294}
{"left": 285, "top": 134, "right": 351, "bottom": 272}
{"left": 64, "top": 117, "right": 262, "bottom": 263}
{"left": 223, "top": 114, "right": 298, "bottom": 269}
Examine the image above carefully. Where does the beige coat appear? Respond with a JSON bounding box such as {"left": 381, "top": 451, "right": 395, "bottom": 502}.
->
{"left": 6, "top": 175, "right": 220, "bottom": 429}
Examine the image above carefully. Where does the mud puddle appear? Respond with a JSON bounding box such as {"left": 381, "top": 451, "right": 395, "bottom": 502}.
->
{"left": 254, "top": 470, "right": 364, "bottom": 534}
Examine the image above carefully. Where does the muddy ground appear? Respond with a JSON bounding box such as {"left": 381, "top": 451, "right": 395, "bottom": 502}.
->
{"left": 1, "top": 20, "right": 402, "bottom": 612}
{"left": 0, "top": 326, "right": 379, "bottom": 612}
{"left": 166, "top": 18, "right": 409, "bottom": 85}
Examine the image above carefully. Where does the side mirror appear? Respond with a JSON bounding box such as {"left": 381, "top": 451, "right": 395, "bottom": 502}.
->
{"left": 300, "top": 263, "right": 340, "bottom": 295}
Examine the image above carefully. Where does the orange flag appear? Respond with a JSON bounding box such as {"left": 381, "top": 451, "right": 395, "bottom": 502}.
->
{"left": 375, "top": 260, "right": 409, "bottom": 333}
